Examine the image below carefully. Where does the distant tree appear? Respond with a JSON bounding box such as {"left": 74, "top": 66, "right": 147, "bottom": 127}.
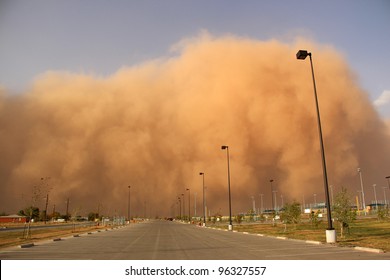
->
{"left": 280, "top": 201, "right": 301, "bottom": 229}
{"left": 247, "top": 209, "right": 255, "bottom": 222}
{"left": 309, "top": 210, "right": 321, "bottom": 228}
{"left": 235, "top": 214, "right": 243, "bottom": 224}
{"left": 88, "top": 212, "right": 99, "bottom": 221}
{"left": 19, "top": 206, "right": 40, "bottom": 220}
{"left": 377, "top": 206, "right": 389, "bottom": 221}
{"left": 333, "top": 187, "right": 357, "bottom": 237}
{"left": 258, "top": 213, "right": 266, "bottom": 223}
{"left": 61, "top": 214, "right": 70, "bottom": 221}
{"left": 39, "top": 210, "right": 47, "bottom": 222}
{"left": 18, "top": 209, "right": 26, "bottom": 216}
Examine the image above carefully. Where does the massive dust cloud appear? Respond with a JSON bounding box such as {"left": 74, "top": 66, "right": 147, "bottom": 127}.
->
{"left": 1, "top": 35, "right": 389, "bottom": 218}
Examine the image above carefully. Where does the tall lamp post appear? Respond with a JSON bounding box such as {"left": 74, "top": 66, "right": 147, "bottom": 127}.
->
{"left": 358, "top": 168, "right": 366, "bottom": 213}
{"left": 386, "top": 176, "right": 390, "bottom": 207}
{"left": 127, "top": 186, "right": 131, "bottom": 222}
{"left": 41, "top": 177, "right": 51, "bottom": 224}
{"left": 270, "top": 179, "right": 274, "bottom": 212}
{"left": 259, "top": 193, "right": 264, "bottom": 214}
{"left": 200, "top": 172, "right": 206, "bottom": 226}
{"left": 296, "top": 50, "right": 336, "bottom": 243}
{"left": 186, "top": 188, "right": 191, "bottom": 223}
{"left": 181, "top": 193, "right": 185, "bottom": 221}
{"left": 178, "top": 196, "right": 182, "bottom": 220}
{"left": 373, "top": 184, "right": 378, "bottom": 209}
{"left": 221, "top": 145, "right": 233, "bottom": 231}
{"left": 66, "top": 198, "right": 70, "bottom": 222}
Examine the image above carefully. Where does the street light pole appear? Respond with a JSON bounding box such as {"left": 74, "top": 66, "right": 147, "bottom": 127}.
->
{"left": 358, "top": 168, "right": 366, "bottom": 213}
{"left": 41, "top": 177, "right": 51, "bottom": 224}
{"left": 296, "top": 50, "right": 335, "bottom": 243}
{"left": 186, "top": 188, "right": 191, "bottom": 223}
{"left": 178, "top": 196, "right": 182, "bottom": 220}
{"left": 221, "top": 145, "right": 233, "bottom": 231}
{"left": 357, "top": 191, "right": 363, "bottom": 212}
{"left": 386, "top": 176, "right": 390, "bottom": 207}
{"left": 200, "top": 172, "right": 206, "bottom": 226}
{"left": 127, "top": 186, "right": 131, "bottom": 222}
{"left": 373, "top": 184, "right": 378, "bottom": 209}
{"left": 260, "top": 193, "right": 264, "bottom": 214}
{"left": 194, "top": 192, "right": 197, "bottom": 217}
{"left": 66, "top": 198, "right": 70, "bottom": 222}
{"left": 273, "top": 190, "right": 278, "bottom": 212}
{"left": 383, "top": 186, "right": 388, "bottom": 207}
{"left": 270, "top": 179, "right": 274, "bottom": 212}
{"left": 181, "top": 193, "right": 185, "bottom": 221}
{"left": 44, "top": 193, "right": 49, "bottom": 224}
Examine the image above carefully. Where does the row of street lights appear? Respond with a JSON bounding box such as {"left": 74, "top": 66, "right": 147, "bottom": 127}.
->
{"left": 174, "top": 50, "right": 335, "bottom": 239}
{"left": 199, "top": 51, "right": 337, "bottom": 239}
{"left": 126, "top": 50, "right": 387, "bottom": 244}
{"left": 197, "top": 146, "right": 233, "bottom": 230}
{"left": 357, "top": 170, "right": 390, "bottom": 211}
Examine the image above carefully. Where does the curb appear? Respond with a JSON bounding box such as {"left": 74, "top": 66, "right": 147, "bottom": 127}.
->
{"left": 20, "top": 243, "right": 34, "bottom": 248}
{"left": 306, "top": 240, "right": 322, "bottom": 245}
{"left": 354, "top": 246, "right": 384, "bottom": 254}
{"left": 200, "top": 225, "right": 386, "bottom": 254}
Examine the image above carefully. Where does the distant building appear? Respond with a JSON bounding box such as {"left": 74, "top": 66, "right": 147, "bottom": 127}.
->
{"left": 0, "top": 215, "right": 28, "bottom": 223}
{"left": 367, "top": 203, "right": 386, "bottom": 211}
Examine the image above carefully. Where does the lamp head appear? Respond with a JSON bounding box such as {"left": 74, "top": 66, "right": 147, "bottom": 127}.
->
{"left": 296, "top": 50, "right": 310, "bottom": 60}
{"left": 221, "top": 145, "right": 228, "bottom": 150}
{"left": 199, "top": 172, "right": 204, "bottom": 175}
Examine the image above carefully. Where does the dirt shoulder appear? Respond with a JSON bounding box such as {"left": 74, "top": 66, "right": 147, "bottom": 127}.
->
{"left": 0, "top": 222, "right": 117, "bottom": 249}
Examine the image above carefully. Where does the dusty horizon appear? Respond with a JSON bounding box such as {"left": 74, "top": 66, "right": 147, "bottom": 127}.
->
{"left": 1, "top": 34, "right": 389, "bottom": 218}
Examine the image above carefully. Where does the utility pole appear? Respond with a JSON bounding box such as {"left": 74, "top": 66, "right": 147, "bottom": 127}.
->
{"left": 66, "top": 198, "right": 70, "bottom": 222}
{"left": 44, "top": 193, "right": 49, "bottom": 224}
{"left": 194, "top": 192, "right": 197, "bottom": 217}
{"left": 52, "top": 204, "right": 56, "bottom": 222}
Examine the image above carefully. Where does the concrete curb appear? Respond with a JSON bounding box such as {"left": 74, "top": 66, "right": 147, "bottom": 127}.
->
{"left": 20, "top": 243, "right": 34, "bottom": 248}
{"left": 202, "top": 226, "right": 386, "bottom": 254}
{"left": 354, "top": 246, "right": 384, "bottom": 254}
{"left": 306, "top": 240, "right": 322, "bottom": 245}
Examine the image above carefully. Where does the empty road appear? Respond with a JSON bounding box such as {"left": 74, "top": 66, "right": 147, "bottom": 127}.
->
{"left": 1, "top": 220, "right": 389, "bottom": 260}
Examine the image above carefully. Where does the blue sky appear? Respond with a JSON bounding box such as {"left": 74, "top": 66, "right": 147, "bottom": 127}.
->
{"left": 1, "top": 0, "right": 389, "bottom": 118}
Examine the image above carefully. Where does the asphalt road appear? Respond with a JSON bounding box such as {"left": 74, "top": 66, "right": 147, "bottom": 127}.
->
{"left": 1, "top": 220, "right": 389, "bottom": 260}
